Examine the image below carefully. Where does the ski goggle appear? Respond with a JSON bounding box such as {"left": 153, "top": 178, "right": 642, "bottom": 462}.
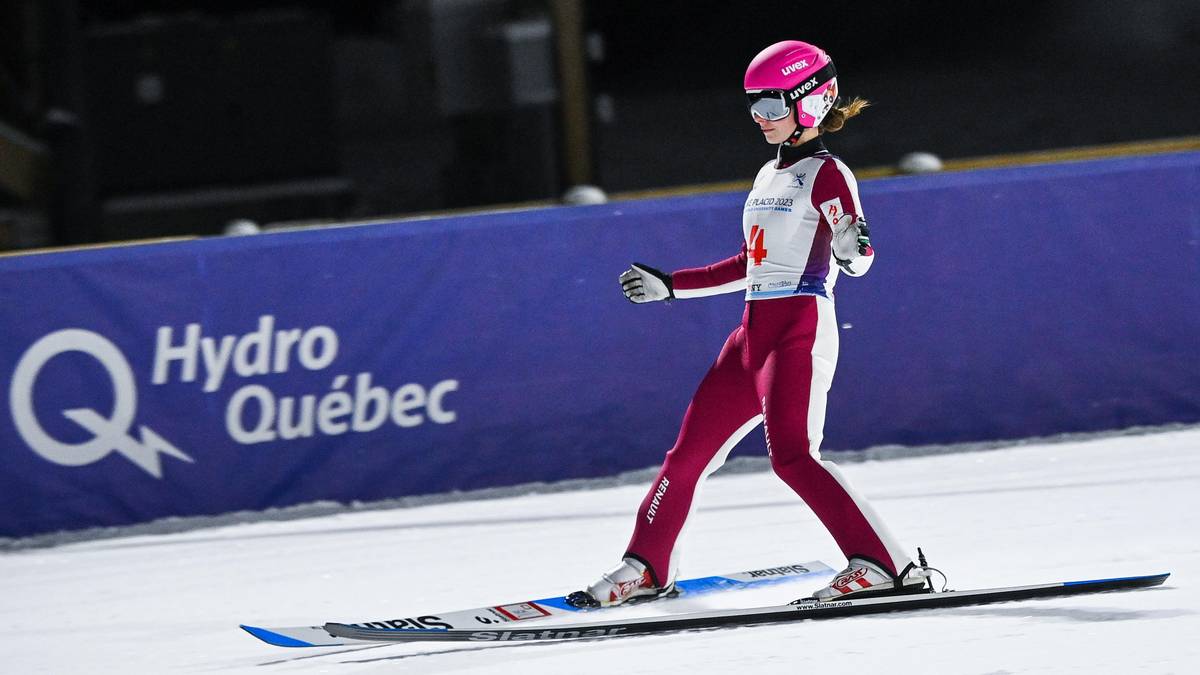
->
{"left": 746, "top": 62, "right": 839, "bottom": 123}
{"left": 746, "top": 90, "right": 791, "bottom": 121}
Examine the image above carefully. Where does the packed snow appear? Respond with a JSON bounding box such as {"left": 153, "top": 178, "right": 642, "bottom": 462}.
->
{"left": 2, "top": 427, "right": 1197, "bottom": 674}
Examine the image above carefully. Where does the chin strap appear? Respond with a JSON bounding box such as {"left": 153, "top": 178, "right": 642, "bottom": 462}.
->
{"left": 784, "top": 126, "right": 809, "bottom": 146}
{"left": 783, "top": 97, "right": 812, "bottom": 145}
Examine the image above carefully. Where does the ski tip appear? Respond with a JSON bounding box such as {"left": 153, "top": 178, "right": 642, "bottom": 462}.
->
{"left": 1064, "top": 572, "right": 1171, "bottom": 589}
{"left": 240, "top": 624, "right": 317, "bottom": 648}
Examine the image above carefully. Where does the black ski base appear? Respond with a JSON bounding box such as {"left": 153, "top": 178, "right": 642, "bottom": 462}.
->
{"left": 323, "top": 572, "right": 1169, "bottom": 644}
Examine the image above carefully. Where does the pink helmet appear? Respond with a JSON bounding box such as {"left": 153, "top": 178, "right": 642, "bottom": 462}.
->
{"left": 744, "top": 40, "right": 839, "bottom": 129}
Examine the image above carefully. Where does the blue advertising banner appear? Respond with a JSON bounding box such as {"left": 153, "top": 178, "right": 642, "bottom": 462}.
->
{"left": 2, "top": 151, "right": 1198, "bottom": 537}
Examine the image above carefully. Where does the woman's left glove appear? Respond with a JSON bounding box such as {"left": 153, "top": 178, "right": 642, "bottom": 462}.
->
{"left": 832, "top": 215, "right": 873, "bottom": 262}
{"left": 619, "top": 263, "right": 674, "bottom": 303}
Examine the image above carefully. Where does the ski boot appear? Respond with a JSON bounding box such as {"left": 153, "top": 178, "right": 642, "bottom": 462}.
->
{"left": 566, "top": 557, "right": 676, "bottom": 609}
{"left": 804, "top": 550, "right": 937, "bottom": 602}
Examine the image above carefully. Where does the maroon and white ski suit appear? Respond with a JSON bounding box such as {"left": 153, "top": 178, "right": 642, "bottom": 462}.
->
{"left": 625, "top": 137, "right": 912, "bottom": 586}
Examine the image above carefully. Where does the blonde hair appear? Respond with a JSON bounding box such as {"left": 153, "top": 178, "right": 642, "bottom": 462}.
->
{"left": 819, "top": 97, "right": 871, "bottom": 133}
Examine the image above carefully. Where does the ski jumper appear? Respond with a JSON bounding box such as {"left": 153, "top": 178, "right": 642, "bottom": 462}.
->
{"left": 624, "top": 137, "right": 911, "bottom": 585}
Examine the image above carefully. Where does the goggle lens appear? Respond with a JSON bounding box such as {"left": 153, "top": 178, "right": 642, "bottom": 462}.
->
{"left": 747, "top": 91, "right": 791, "bottom": 121}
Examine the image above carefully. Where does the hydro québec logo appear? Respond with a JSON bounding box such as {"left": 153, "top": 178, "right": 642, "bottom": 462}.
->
{"left": 8, "top": 316, "right": 459, "bottom": 478}
{"left": 10, "top": 329, "right": 192, "bottom": 479}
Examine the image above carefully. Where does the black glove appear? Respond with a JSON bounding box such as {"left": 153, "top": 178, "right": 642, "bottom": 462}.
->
{"left": 618, "top": 263, "right": 674, "bottom": 303}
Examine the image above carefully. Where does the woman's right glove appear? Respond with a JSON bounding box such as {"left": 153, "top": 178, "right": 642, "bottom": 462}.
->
{"left": 619, "top": 263, "right": 674, "bottom": 303}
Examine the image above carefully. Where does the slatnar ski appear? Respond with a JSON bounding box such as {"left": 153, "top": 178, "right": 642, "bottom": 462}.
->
{"left": 322, "top": 572, "right": 1170, "bottom": 644}
{"left": 241, "top": 559, "right": 833, "bottom": 647}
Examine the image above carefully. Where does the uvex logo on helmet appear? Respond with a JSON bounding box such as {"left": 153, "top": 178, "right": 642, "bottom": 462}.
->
{"left": 780, "top": 59, "right": 809, "bottom": 76}
{"left": 788, "top": 77, "right": 819, "bottom": 100}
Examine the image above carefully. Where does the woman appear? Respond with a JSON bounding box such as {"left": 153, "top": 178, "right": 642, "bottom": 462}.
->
{"left": 568, "top": 40, "right": 928, "bottom": 608}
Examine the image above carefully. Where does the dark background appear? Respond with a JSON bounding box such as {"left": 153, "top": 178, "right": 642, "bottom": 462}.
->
{"left": 1, "top": 0, "right": 1198, "bottom": 249}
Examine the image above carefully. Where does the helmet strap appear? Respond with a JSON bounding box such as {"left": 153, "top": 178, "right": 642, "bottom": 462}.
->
{"left": 784, "top": 121, "right": 809, "bottom": 146}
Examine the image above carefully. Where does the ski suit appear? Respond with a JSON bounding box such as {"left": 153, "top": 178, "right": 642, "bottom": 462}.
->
{"left": 625, "top": 137, "right": 911, "bottom": 586}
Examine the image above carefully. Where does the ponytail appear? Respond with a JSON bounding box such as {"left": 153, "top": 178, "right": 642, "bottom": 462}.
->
{"left": 819, "top": 97, "right": 871, "bottom": 133}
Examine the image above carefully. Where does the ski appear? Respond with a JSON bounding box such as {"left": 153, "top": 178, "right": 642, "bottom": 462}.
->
{"left": 322, "top": 572, "right": 1170, "bottom": 644}
{"left": 241, "top": 559, "right": 833, "bottom": 647}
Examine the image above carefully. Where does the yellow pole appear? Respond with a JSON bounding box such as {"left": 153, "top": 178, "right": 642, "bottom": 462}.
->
{"left": 551, "top": 0, "right": 593, "bottom": 187}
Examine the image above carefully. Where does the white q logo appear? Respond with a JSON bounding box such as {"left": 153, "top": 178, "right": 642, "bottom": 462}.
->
{"left": 9, "top": 329, "right": 193, "bottom": 478}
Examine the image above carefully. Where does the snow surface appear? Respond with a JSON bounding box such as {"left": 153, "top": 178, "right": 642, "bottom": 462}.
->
{"left": 2, "top": 428, "right": 1197, "bottom": 674}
